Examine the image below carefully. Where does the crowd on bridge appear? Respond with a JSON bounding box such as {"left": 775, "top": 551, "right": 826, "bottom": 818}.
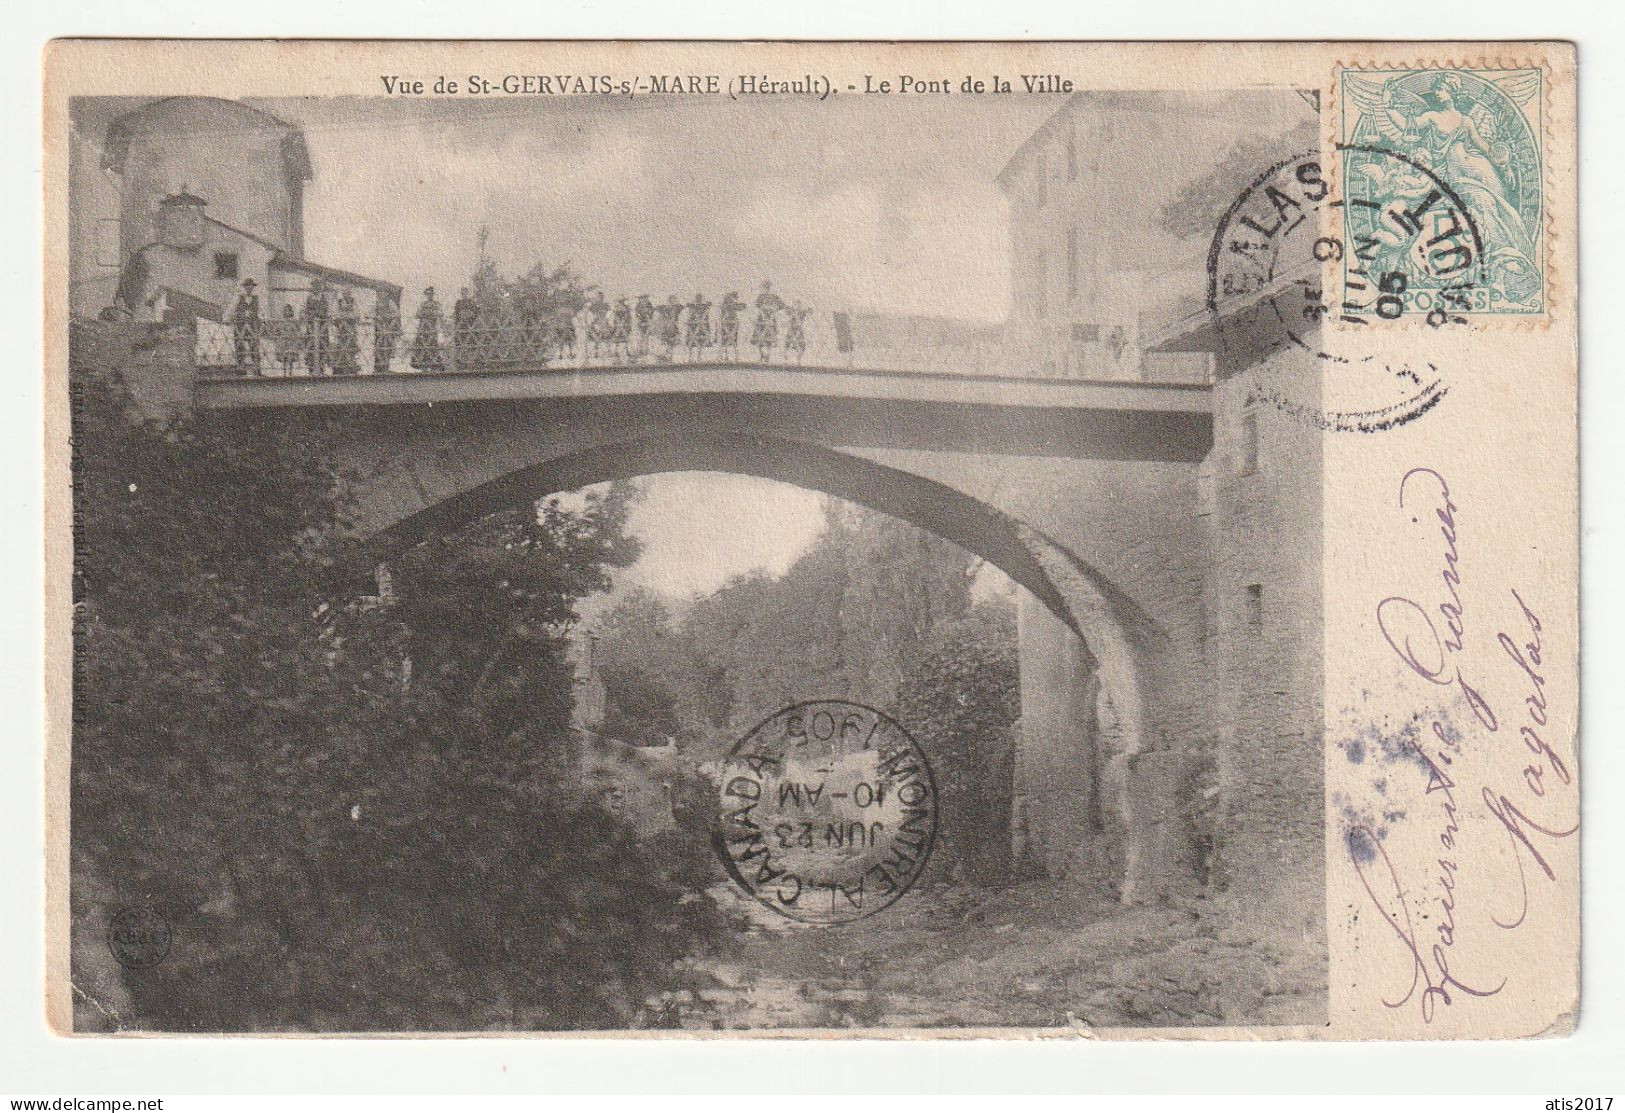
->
{"left": 203, "top": 277, "right": 817, "bottom": 377}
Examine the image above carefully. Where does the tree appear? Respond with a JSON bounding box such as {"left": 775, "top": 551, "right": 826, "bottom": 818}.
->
{"left": 600, "top": 668, "right": 680, "bottom": 745}
{"left": 470, "top": 253, "right": 595, "bottom": 317}
{"left": 389, "top": 484, "right": 640, "bottom": 747}
{"left": 895, "top": 602, "right": 1022, "bottom": 885}
{"left": 1156, "top": 125, "right": 1319, "bottom": 242}
{"left": 70, "top": 362, "right": 715, "bottom": 1032}
{"left": 595, "top": 589, "right": 702, "bottom": 747}
{"left": 677, "top": 500, "right": 977, "bottom": 740}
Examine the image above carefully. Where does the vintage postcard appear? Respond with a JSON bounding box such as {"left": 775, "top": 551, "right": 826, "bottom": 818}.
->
{"left": 43, "top": 39, "right": 1578, "bottom": 1040}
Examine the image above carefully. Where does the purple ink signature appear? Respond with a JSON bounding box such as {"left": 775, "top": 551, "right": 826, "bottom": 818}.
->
{"left": 1354, "top": 467, "right": 1577, "bottom": 1023}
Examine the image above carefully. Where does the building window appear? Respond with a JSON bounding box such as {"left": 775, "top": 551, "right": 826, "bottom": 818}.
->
{"left": 1067, "top": 225, "right": 1079, "bottom": 300}
{"left": 1066, "top": 125, "right": 1078, "bottom": 180}
{"left": 1033, "top": 249, "right": 1048, "bottom": 319}
{"left": 1245, "top": 584, "right": 1264, "bottom": 631}
{"left": 1035, "top": 154, "right": 1047, "bottom": 209}
{"left": 213, "top": 251, "right": 240, "bottom": 280}
{"left": 1238, "top": 407, "right": 1260, "bottom": 476}
{"left": 374, "top": 562, "right": 396, "bottom": 607}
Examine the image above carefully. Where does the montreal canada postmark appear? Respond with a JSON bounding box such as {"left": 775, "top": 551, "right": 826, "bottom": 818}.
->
{"left": 714, "top": 700, "right": 938, "bottom": 925}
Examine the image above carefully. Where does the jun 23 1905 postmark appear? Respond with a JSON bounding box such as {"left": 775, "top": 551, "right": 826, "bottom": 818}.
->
{"left": 713, "top": 700, "right": 937, "bottom": 924}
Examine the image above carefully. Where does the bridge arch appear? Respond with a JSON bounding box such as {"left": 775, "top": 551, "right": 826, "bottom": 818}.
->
{"left": 353, "top": 430, "right": 1164, "bottom": 758}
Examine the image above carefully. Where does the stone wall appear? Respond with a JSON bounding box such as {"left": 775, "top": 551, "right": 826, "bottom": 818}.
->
{"left": 1201, "top": 350, "right": 1324, "bottom": 945}
{"left": 888, "top": 392, "right": 1320, "bottom": 933}
{"left": 858, "top": 449, "right": 1212, "bottom": 903}
{"left": 182, "top": 371, "right": 1320, "bottom": 936}
{"left": 1013, "top": 595, "right": 1109, "bottom": 887}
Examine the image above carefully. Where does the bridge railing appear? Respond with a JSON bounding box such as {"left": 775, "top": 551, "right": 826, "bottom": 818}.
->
{"left": 194, "top": 313, "right": 882, "bottom": 378}
{"left": 193, "top": 313, "right": 1030, "bottom": 379}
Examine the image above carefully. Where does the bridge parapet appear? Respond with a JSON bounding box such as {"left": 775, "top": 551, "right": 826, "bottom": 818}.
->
{"left": 200, "top": 364, "right": 1212, "bottom": 465}
{"left": 194, "top": 310, "right": 1018, "bottom": 381}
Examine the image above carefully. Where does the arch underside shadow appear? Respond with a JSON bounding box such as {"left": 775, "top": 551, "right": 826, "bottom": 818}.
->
{"left": 360, "top": 431, "right": 1163, "bottom": 754}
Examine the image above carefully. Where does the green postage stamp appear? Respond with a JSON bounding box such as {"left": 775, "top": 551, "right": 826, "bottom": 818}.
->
{"left": 1339, "top": 66, "right": 1545, "bottom": 318}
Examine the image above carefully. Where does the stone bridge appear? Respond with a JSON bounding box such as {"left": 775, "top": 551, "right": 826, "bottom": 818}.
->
{"left": 87, "top": 318, "right": 1322, "bottom": 935}
{"left": 185, "top": 356, "right": 1219, "bottom": 905}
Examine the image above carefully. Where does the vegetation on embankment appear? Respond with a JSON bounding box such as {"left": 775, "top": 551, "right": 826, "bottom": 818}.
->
{"left": 71, "top": 365, "right": 718, "bottom": 1031}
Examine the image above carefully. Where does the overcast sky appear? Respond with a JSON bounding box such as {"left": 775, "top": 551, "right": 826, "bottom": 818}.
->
{"left": 265, "top": 93, "right": 1054, "bottom": 322}
{"left": 602, "top": 473, "right": 827, "bottom": 601}
{"left": 254, "top": 94, "right": 1055, "bottom": 598}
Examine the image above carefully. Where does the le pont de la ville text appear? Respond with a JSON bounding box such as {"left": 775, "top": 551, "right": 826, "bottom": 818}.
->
{"left": 378, "top": 73, "right": 1075, "bottom": 100}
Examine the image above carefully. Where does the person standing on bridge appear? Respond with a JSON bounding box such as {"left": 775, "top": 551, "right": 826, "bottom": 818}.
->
{"left": 685, "top": 292, "right": 712, "bottom": 361}
{"left": 611, "top": 296, "right": 633, "bottom": 359}
{"left": 230, "top": 278, "right": 262, "bottom": 376}
{"left": 551, "top": 288, "right": 583, "bottom": 363}
{"left": 586, "top": 290, "right": 612, "bottom": 361}
{"left": 373, "top": 295, "right": 401, "bottom": 374}
{"left": 784, "top": 298, "right": 811, "bottom": 365}
{"left": 410, "top": 286, "right": 444, "bottom": 372}
{"left": 718, "top": 290, "right": 745, "bottom": 362}
{"left": 333, "top": 288, "right": 362, "bottom": 375}
{"left": 273, "top": 304, "right": 301, "bottom": 375}
{"left": 633, "top": 294, "right": 655, "bottom": 359}
{"left": 301, "top": 278, "right": 331, "bottom": 375}
{"left": 752, "top": 280, "right": 785, "bottom": 362}
{"left": 657, "top": 294, "right": 683, "bottom": 362}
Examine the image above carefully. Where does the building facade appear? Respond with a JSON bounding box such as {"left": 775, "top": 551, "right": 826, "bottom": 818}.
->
{"left": 104, "top": 97, "right": 311, "bottom": 268}
{"left": 1000, "top": 90, "right": 1325, "bottom": 943}
{"left": 996, "top": 90, "right": 1316, "bottom": 382}
{"left": 69, "top": 96, "right": 399, "bottom": 337}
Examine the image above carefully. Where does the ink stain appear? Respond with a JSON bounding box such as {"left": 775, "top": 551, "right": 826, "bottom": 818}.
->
{"left": 1346, "top": 826, "right": 1379, "bottom": 864}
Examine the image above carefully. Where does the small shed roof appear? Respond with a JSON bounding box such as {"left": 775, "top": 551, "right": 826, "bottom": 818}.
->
{"left": 270, "top": 255, "right": 404, "bottom": 299}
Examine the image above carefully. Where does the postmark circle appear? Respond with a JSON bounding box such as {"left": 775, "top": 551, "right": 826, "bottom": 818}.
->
{"left": 1205, "top": 147, "right": 1479, "bottom": 433}
{"left": 1336, "top": 142, "right": 1489, "bottom": 324}
{"left": 106, "top": 906, "right": 173, "bottom": 970}
{"left": 713, "top": 699, "right": 938, "bottom": 924}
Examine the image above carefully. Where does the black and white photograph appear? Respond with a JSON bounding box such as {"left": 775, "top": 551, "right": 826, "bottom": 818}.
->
{"left": 45, "top": 40, "right": 1578, "bottom": 1048}
{"left": 64, "top": 77, "right": 1329, "bottom": 1034}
